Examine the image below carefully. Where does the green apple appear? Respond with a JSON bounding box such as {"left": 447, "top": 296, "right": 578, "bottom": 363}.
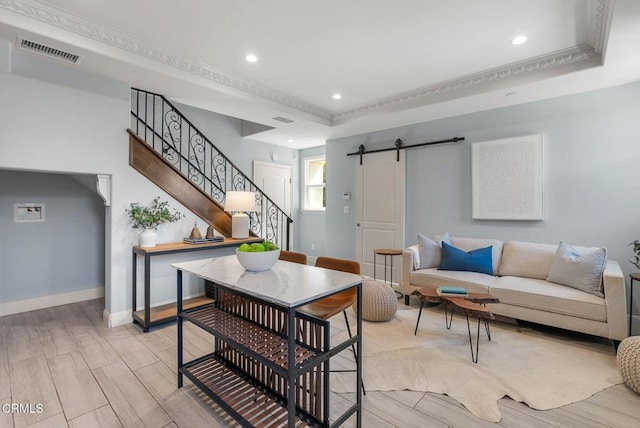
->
{"left": 250, "top": 243, "right": 265, "bottom": 252}
{"left": 263, "top": 241, "right": 278, "bottom": 251}
{"left": 238, "top": 243, "right": 250, "bottom": 252}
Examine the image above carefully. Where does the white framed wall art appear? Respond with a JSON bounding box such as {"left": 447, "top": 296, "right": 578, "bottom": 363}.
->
{"left": 471, "top": 134, "right": 544, "bottom": 220}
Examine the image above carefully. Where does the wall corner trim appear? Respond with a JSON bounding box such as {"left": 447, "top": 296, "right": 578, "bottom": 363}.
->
{"left": 96, "top": 174, "right": 111, "bottom": 206}
{"left": 103, "top": 308, "right": 132, "bottom": 328}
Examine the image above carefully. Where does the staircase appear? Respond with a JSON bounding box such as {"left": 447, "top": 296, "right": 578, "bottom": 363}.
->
{"left": 129, "top": 88, "right": 292, "bottom": 249}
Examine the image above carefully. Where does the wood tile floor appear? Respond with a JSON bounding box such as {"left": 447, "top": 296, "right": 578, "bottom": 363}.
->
{"left": 1, "top": 298, "right": 639, "bottom": 428}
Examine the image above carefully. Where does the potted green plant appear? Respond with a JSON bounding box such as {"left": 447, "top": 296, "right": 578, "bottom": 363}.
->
{"left": 630, "top": 240, "right": 640, "bottom": 270}
{"left": 126, "top": 197, "right": 183, "bottom": 247}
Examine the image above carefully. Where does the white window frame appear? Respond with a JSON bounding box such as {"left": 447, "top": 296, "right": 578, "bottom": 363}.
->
{"left": 303, "top": 155, "right": 326, "bottom": 212}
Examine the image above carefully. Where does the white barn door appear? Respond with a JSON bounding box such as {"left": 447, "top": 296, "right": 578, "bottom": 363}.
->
{"left": 356, "top": 151, "right": 405, "bottom": 280}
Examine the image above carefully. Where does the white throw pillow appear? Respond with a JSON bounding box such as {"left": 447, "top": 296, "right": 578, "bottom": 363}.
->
{"left": 417, "top": 232, "right": 450, "bottom": 269}
{"left": 498, "top": 241, "right": 557, "bottom": 280}
{"left": 546, "top": 241, "right": 607, "bottom": 297}
{"left": 409, "top": 246, "right": 421, "bottom": 270}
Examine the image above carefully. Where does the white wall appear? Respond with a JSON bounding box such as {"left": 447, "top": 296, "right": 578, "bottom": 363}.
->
{"left": 0, "top": 50, "right": 302, "bottom": 321}
{"left": 0, "top": 39, "right": 10, "bottom": 72}
{"left": 325, "top": 82, "right": 640, "bottom": 318}
{"left": 0, "top": 65, "right": 214, "bottom": 318}
{"left": 0, "top": 71, "right": 123, "bottom": 314}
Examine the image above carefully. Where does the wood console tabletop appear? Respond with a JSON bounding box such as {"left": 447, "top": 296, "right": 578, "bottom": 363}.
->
{"left": 133, "top": 236, "right": 263, "bottom": 255}
{"left": 132, "top": 236, "right": 263, "bottom": 331}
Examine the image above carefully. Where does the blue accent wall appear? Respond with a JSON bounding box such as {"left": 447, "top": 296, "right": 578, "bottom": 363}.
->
{"left": 0, "top": 171, "right": 105, "bottom": 303}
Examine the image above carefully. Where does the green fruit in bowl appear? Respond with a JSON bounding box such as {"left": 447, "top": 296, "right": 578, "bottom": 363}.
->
{"left": 235, "top": 243, "right": 280, "bottom": 271}
{"left": 250, "top": 243, "right": 266, "bottom": 252}
{"left": 263, "top": 241, "right": 279, "bottom": 251}
{"left": 238, "top": 243, "right": 251, "bottom": 252}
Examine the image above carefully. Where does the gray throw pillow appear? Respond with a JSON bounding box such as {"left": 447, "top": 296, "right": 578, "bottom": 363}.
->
{"left": 546, "top": 241, "right": 607, "bottom": 297}
{"left": 417, "top": 232, "right": 450, "bottom": 269}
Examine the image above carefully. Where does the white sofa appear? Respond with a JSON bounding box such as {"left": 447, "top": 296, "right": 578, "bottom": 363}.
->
{"left": 401, "top": 237, "right": 628, "bottom": 341}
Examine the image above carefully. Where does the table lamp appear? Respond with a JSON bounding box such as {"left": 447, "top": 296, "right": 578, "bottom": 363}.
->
{"left": 224, "top": 191, "right": 256, "bottom": 239}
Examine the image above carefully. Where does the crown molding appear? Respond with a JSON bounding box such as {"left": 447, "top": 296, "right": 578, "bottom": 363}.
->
{"left": 332, "top": 44, "right": 598, "bottom": 122}
{"left": 0, "top": 0, "right": 333, "bottom": 121}
{"left": 591, "top": 0, "right": 613, "bottom": 55}
{"left": 0, "top": 0, "right": 612, "bottom": 126}
{"left": 333, "top": 0, "right": 612, "bottom": 123}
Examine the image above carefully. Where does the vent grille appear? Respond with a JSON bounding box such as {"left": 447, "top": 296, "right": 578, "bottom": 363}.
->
{"left": 272, "top": 116, "right": 294, "bottom": 124}
{"left": 18, "top": 37, "right": 82, "bottom": 64}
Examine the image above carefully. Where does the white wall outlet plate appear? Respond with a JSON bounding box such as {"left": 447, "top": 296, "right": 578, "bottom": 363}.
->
{"left": 14, "top": 203, "right": 45, "bottom": 223}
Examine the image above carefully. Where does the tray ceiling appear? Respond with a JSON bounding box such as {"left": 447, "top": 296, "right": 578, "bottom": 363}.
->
{"left": 0, "top": 0, "right": 638, "bottom": 147}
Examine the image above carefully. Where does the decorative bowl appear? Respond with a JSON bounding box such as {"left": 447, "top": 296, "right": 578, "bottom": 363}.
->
{"left": 236, "top": 248, "right": 280, "bottom": 271}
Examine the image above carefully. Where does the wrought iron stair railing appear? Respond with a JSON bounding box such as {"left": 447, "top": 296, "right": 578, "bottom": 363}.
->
{"left": 130, "top": 88, "right": 292, "bottom": 249}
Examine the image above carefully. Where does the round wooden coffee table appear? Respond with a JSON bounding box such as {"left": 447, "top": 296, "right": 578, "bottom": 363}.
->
{"left": 412, "top": 288, "right": 500, "bottom": 363}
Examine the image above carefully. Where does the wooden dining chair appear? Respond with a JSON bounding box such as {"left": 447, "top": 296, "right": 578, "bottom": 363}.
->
{"left": 297, "top": 256, "right": 366, "bottom": 394}
{"left": 279, "top": 249, "right": 308, "bottom": 265}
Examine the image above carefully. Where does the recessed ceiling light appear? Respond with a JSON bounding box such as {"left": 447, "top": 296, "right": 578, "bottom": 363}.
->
{"left": 332, "top": 93, "right": 342, "bottom": 100}
{"left": 511, "top": 35, "right": 527, "bottom": 45}
{"left": 287, "top": 139, "right": 294, "bottom": 143}
{"left": 245, "top": 53, "right": 258, "bottom": 63}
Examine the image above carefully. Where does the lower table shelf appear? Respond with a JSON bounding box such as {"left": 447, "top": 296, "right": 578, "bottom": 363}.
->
{"left": 133, "top": 296, "right": 214, "bottom": 330}
{"left": 181, "top": 354, "right": 311, "bottom": 428}
{"left": 182, "top": 304, "right": 319, "bottom": 374}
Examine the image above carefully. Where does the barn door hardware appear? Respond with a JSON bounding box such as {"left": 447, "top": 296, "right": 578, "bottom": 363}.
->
{"left": 347, "top": 136, "right": 465, "bottom": 164}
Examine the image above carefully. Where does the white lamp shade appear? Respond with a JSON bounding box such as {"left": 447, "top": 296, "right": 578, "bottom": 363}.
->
{"left": 224, "top": 191, "right": 256, "bottom": 212}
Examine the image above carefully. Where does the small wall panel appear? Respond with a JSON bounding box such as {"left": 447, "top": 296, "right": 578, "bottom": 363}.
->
{"left": 472, "top": 134, "right": 544, "bottom": 220}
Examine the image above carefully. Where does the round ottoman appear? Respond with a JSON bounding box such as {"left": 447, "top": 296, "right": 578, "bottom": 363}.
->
{"left": 354, "top": 279, "right": 397, "bottom": 322}
{"left": 617, "top": 336, "right": 640, "bottom": 394}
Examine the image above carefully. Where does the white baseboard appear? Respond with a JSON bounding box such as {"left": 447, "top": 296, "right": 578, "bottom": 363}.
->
{"left": 0, "top": 287, "right": 104, "bottom": 317}
{"left": 103, "top": 309, "right": 132, "bottom": 328}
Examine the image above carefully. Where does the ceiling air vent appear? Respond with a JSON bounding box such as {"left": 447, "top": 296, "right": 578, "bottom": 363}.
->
{"left": 17, "top": 37, "right": 82, "bottom": 64}
{"left": 272, "top": 116, "right": 295, "bottom": 124}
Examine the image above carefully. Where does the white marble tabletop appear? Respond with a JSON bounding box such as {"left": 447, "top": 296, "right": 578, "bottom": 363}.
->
{"left": 173, "top": 255, "right": 364, "bottom": 308}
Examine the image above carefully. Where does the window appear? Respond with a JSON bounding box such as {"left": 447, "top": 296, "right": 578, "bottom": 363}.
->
{"left": 303, "top": 155, "right": 326, "bottom": 211}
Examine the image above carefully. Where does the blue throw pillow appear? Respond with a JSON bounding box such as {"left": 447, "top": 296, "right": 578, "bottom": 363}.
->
{"left": 438, "top": 242, "right": 494, "bottom": 276}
